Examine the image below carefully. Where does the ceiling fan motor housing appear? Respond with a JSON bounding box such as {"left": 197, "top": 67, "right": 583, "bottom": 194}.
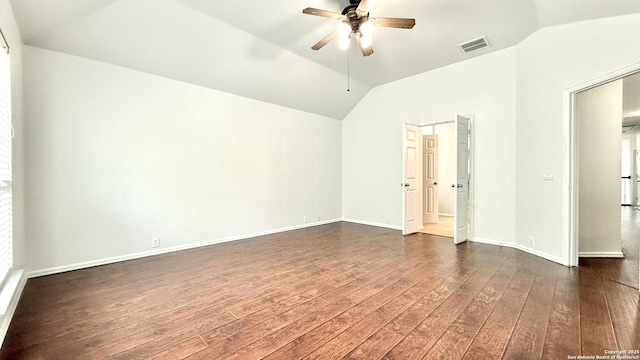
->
{"left": 342, "top": 4, "right": 367, "bottom": 33}
{"left": 342, "top": 4, "right": 359, "bottom": 16}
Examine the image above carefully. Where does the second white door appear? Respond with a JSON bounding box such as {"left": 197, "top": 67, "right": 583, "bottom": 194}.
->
{"left": 423, "top": 135, "right": 439, "bottom": 224}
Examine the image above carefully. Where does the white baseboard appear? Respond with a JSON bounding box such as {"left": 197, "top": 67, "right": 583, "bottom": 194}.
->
{"left": 28, "top": 219, "right": 342, "bottom": 278}
{"left": 341, "top": 218, "right": 402, "bottom": 231}
{"left": 337, "top": 221, "right": 564, "bottom": 267}
{"left": 578, "top": 251, "right": 624, "bottom": 258}
{"left": 472, "top": 237, "right": 565, "bottom": 265}
{"left": 0, "top": 270, "right": 26, "bottom": 348}
{"left": 439, "top": 213, "right": 454, "bottom": 217}
{"left": 471, "top": 237, "right": 512, "bottom": 247}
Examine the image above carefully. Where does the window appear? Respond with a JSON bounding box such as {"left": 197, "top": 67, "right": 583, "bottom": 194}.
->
{"left": 0, "top": 28, "right": 11, "bottom": 287}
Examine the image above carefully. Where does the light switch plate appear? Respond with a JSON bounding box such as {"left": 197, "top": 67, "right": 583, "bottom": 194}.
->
{"left": 543, "top": 170, "right": 555, "bottom": 181}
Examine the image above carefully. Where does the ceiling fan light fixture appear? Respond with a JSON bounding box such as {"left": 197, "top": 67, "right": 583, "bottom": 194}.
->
{"left": 338, "top": 37, "right": 351, "bottom": 50}
{"left": 360, "top": 35, "right": 373, "bottom": 48}
{"left": 302, "top": 1, "right": 415, "bottom": 56}
{"left": 338, "top": 23, "right": 352, "bottom": 38}
{"left": 360, "top": 20, "right": 375, "bottom": 36}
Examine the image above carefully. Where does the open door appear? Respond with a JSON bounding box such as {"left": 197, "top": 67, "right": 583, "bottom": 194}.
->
{"left": 635, "top": 149, "right": 640, "bottom": 207}
{"left": 454, "top": 115, "right": 469, "bottom": 244}
{"left": 423, "top": 135, "right": 439, "bottom": 224}
{"left": 402, "top": 124, "right": 422, "bottom": 235}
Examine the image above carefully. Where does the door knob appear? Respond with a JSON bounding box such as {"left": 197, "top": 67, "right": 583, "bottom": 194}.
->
{"left": 451, "top": 184, "right": 455, "bottom": 188}
{"left": 402, "top": 183, "right": 410, "bottom": 187}
{"left": 434, "top": 182, "right": 438, "bottom": 185}
{"left": 457, "top": 184, "right": 463, "bottom": 188}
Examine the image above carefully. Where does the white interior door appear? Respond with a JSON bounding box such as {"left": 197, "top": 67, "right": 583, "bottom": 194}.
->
{"left": 454, "top": 115, "right": 469, "bottom": 244}
{"left": 403, "top": 124, "right": 422, "bottom": 235}
{"left": 635, "top": 149, "right": 640, "bottom": 206}
{"left": 423, "top": 135, "right": 439, "bottom": 224}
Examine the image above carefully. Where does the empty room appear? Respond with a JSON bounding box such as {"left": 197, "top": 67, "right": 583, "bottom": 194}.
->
{"left": 0, "top": 0, "right": 638, "bottom": 359}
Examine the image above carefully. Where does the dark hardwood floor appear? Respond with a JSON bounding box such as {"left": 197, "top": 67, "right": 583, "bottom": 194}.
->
{"left": 1, "top": 219, "right": 638, "bottom": 359}
{"left": 579, "top": 206, "right": 639, "bottom": 289}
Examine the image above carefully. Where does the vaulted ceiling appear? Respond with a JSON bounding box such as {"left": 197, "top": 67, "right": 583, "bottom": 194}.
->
{"left": 9, "top": 0, "right": 640, "bottom": 119}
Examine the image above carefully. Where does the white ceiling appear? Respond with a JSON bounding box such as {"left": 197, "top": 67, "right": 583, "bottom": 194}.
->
{"left": 9, "top": 0, "right": 640, "bottom": 119}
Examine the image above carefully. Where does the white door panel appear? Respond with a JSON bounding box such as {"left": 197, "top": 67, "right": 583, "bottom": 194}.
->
{"left": 403, "top": 124, "right": 422, "bottom": 235}
{"left": 424, "top": 135, "right": 439, "bottom": 224}
{"left": 454, "top": 115, "right": 469, "bottom": 244}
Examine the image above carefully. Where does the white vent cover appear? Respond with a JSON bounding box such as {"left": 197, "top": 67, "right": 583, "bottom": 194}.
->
{"left": 457, "top": 36, "right": 489, "bottom": 53}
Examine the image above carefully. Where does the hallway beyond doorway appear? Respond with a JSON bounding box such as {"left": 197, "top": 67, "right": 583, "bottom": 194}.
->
{"left": 579, "top": 206, "right": 639, "bottom": 290}
{"left": 419, "top": 216, "right": 454, "bottom": 238}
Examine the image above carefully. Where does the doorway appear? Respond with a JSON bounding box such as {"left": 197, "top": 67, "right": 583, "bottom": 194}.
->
{"left": 402, "top": 115, "right": 473, "bottom": 245}
{"left": 566, "top": 65, "right": 640, "bottom": 291}
{"left": 419, "top": 122, "right": 455, "bottom": 237}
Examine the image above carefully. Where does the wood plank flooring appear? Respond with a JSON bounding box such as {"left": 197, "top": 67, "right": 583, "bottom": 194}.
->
{"left": 1, "top": 219, "right": 638, "bottom": 359}
{"left": 579, "top": 206, "right": 639, "bottom": 289}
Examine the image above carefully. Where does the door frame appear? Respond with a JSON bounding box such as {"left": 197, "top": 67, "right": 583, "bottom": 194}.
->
{"left": 634, "top": 148, "right": 640, "bottom": 207}
{"left": 403, "top": 116, "right": 475, "bottom": 241}
{"left": 563, "top": 62, "right": 640, "bottom": 267}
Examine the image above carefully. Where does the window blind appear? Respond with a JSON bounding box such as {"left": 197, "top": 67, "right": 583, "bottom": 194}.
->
{"left": 0, "top": 29, "right": 12, "bottom": 287}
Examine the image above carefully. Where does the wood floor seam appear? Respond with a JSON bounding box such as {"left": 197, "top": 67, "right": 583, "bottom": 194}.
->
{"left": 601, "top": 276, "right": 621, "bottom": 351}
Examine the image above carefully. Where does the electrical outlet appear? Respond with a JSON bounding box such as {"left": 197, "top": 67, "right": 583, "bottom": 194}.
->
{"left": 303, "top": 216, "right": 307, "bottom": 223}
{"left": 152, "top": 237, "right": 160, "bottom": 248}
{"left": 386, "top": 217, "right": 391, "bottom": 224}
{"left": 528, "top": 236, "right": 535, "bottom": 247}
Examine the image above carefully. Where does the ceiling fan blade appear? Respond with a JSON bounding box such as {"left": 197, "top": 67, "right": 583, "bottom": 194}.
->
{"left": 356, "top": 0, "right": 378, "bottom": 16}
{"left": 302, "top": 7, "right": 343, "bottom": 20}
{"left": 312, "top": 30, "right": 340, "bottom": 50}
{"left": 374, "top": 17, "right": 416, "bottom": 29}
{"left": 356, "top": 35, "right": 374, "bottom": 56}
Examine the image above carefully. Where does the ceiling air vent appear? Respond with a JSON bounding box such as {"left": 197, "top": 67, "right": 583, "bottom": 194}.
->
{"left": 458, "top": 36, "right": 489, "bottom": 53}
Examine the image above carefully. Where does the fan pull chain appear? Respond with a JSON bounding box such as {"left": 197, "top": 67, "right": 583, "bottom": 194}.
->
{"left": 347, "top": 53, "right": 350, "bottom": 92}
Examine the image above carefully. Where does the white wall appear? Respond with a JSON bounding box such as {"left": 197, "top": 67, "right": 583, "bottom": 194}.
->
{"left": 16, "top": 10, "right": 640, "bottom": 275}
{"left": 23, "top": 46, "right": 342, "bottom": 273}
{"left": 343, "top": 13, "right": 640, "bottom": 264}
{"left": 434, "top": 123, "right": 455, "bottom": 215}
{"left": 515, "top": 13, "right": 640, "bottom": 262}
{"left": 576, "top": 80, "right": 622, "bottom": 255}
{"left": 342, "top": 47, "right": 517, "bottom": 244}
{"left": 0, "top": 0, "right": 25, "bottom": 271}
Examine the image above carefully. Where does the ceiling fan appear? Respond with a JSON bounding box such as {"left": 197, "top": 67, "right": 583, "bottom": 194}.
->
{"left": 302, "top": 0, "right": 416, "bottom": 56}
